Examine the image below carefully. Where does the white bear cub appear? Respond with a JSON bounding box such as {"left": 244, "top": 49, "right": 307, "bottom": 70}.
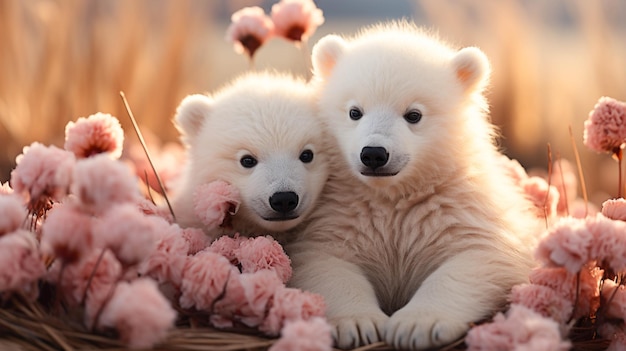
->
{"left": 172, "top": 72, "right": 329, "bottom": 237}
{"left": 285, "top": 22, "right": 538, "bottom": 350}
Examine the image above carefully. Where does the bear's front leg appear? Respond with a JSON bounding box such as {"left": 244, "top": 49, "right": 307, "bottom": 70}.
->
{"left": 288, "top": 248, "right": 389, "bottom": 349}
{"left": 384, "top": 251, "right": 522, "bottom": 350}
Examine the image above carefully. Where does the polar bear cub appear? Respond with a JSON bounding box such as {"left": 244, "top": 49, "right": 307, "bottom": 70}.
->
{"left": 285, "top": 22, "right": 538, "bottom": 350}
{"left": 171, "top": 72, "right": 330, "bottom": 237}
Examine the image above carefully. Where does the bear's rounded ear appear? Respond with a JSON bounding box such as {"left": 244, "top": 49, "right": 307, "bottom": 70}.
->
{"left": 312, "top": 34, "right": 347, "bottom": 79}
{"left": 452, "top": 47, "right": 490, "bottom": 92}
{"left": 174, "top": 94, "right": 212, "bottom": 144}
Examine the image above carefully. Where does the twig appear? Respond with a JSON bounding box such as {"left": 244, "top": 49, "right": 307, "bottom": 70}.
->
{"left": 119, "top": 91, "right": 176, "bottom": 221}
{"left": 569, "top": 126, "right": 589, "bottom": 217}
{"left": 555, "top": 153, "right": 570, "bottom": 216}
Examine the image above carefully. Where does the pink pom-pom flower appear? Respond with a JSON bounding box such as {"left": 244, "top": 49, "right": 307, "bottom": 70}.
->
{"left": 138, "top": 224, "right": 190, "bottom": 287}
{"left": 236, "top": 235, "right": 292, "bottom": 283}
{"left": 602, "top": 198, "right": 626, "bottom": 222}
{"left": 208, "top": 234, "right": 247, "bottom": 265}
{"left": 226, "top": 6, "right": 274, "bottom": 58}
{"left": 0, "top": 230, "right": 45, "bottom": 300}
{"left": 64, "top": 112, "right": 125, "bottom": 160}
{"left": 193, "top": 180, "right": 241, "bottom": 230}
{"left": 0, "top": 195, "right": 27, "bottom": 236}
{"left": 521, "top": 176, "right": 560, "bottom": 219}
{"left": 71, "top": 155, "right": 141, "bottom": 215}
{"left": 237, "top": 270, "right": 284, "bottom": 327}
{"left": 270, "top": 0, "right": 324, "bottom": 43}
{"left": 587, "top": 213, "right": 626, "bottom": 273}
{"left": 260, "top": 286, "right": 326, "bottom": 336}
{"left": 40, "top": 202, "right": 94, "bottom": 263}
{"left": 98, "top": 278, "right": 176, "bottom": 349}
{"left": 583, "top": 96, "right": 626, "bottom": 155}
{"left": 10, "top": 142, "right": 75, "bottom": 212}
{"left": 465, "top": 304, "right": 571, "bottom": 351}
{"left": 510, "top": 284, "right": 573, "bottom": 323}
{"left": 269, "top": 317, "right": 332, "bottom": 351}
{"left": 179, "top": 249, "right": 235, "bottom": 311}
{"left": 535, "top": 216, "right": 593, "bottom": 273}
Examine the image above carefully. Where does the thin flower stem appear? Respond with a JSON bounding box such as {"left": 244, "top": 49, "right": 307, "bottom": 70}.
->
{"left": 543, "top": 143, "right": 553, "bottom": 229}
{"left": 569, "top": 126, "right": 589, "bottom": 216}
{"left": 555, "top": 153, "right": 570, "bottom": 216}
{"left": 81, "top": 248, "right": 107, "bottom": 306}
{"left": 119, "top": 91, "right": 176, "bottom": 221}
{"left": 618, "top": 148, "right": 623, "bottom": 198}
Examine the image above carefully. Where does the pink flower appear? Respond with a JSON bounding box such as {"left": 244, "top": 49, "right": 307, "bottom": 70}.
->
{"left": 521, "top": 176, "right": 560, "bottom": 218}
{"left": 535, "top": 216, "right": 593, "bottom": 273}
{"left": 237, "top": 270, "right": 284, "bottom": 327}
{"left": 528, "top": 265, "right": 602, "bottom": 319}
{"left": 236, "top": 236, "right": 292, "bottom": 283}
{"left": 136, "top": 198, "right": 174, "bottom": 223}
{"left": 226, "top": 6, "right": 274, "bottom": 58}
{"left": 0, "top": 230, "right": 45, "bottom": 300}
{"left": 71, "top": 155, "right": 141, "bottom": 215}
{"left": 179, "top": 250, "right": 235, "bottom": 311}
{"left": 181, "top": 227, "right": 211, "bottom": 255}
{"left": 270, "top": 0, "right": 324, "bottom": 42}
{"left": 0, "top": 181, "right": 12, "bottom": 195}
{"left": 193, "top": 180, "right": 241, "bottom": 230}
{"left": 465, "top": 304, "right": 571, "bottom": 351}
{"left": 98, "top": 278, "right": 176, "bottom": 349}
{"left": 601, "top": 279, "right": 626, "bottom": 320}
{"left": 211, "top": 272, "right": 246, "bottom": 328}
{"left": 10, "top": 142, "right": 75, "bottom": 212}
{"left": 587, "top": 213, "right": 626, "bottom": 273}
{"left": 583, "top": 96, "right": 626, "bottom": 154}
{"left": 602, "top": 198, "right": 626, "bottom": 221}
{"left": 40, "top": 202, "right": 94, "bottom": 263}
{"left": 498, "top": 155, "right": 528, "bottom": 185}
{"left": 92, "top": 204, "right": 161, "bottom": 266}
{"left": 510, "top": 284, "right": 573, "bottom": 323}
{"left": 208, "top": 234, "right": 247, "bottom": 264}
{"left": 0, "top": 195, "right": 26, "bottom": 235}
{"left": 138, "top": 224, "right": 190, "bottom": 287}
{"left": 260, "top": 286, "right": 326, "bottom": 336}
{"left": 269, "top": 317, "right": 332, "bottom": 351}
{"left": 64, "top": 113, "right": 125, "bottom": 159}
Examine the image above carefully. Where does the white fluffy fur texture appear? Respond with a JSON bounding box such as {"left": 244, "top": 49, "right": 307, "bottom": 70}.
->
{"left": 285, "top": 22, "right": 539, "bottom": 350}
{"left": 171, "top": 72, "right": 330, "bottom": 237}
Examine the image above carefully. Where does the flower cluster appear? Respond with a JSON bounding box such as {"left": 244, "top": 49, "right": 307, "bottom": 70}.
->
{"left": 226, "top": 0, "right": 324, "bottom": 60}
{"left": 1, "top": 112, "right": 331, "bottom": 350}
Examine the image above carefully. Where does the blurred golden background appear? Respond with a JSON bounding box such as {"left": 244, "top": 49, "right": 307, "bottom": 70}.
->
{"left": 0, "top": 0, "right": 625, "bottom": 205}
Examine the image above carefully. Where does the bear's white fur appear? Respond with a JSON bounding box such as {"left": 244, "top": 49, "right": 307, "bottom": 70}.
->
{"left": 171, "top": 72, "right": 330, "bottom": 237}
{"left": 285, "top": 22, "right": 539, "bottom": 350}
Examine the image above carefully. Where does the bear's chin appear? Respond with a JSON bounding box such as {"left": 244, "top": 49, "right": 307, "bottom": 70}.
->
{"left": 255, "top": 216, "right": 302, "bottom": 232}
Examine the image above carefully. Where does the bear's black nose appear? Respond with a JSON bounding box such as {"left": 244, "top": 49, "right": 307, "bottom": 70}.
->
{"left": 360, "top": 146, "right": 389, "bottom": 170}
{"left": 269, "top": 191, "right": 299, "bottom": 214}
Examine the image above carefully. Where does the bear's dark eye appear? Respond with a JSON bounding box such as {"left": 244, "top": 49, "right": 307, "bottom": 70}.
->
{"left": 240, "top": 155, "right": 257, "bottom": 168}
{"left": 404, "top": 110, "right": 422, "bottom": 124}
{"left": 349, "top": 107, "right": 363, "bottom": 120}
{"left": 299, "top": 150, "right": 314, "bottom": 163}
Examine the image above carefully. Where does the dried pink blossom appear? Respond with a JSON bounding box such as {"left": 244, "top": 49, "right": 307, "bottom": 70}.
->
{"left": 587, "top": 213, "right": 626, "bottom": 273}
{"left": 236, "top": 235, "right": 292, "bottom": 283}
{"left": 136, "top": 198, "right": 174, "bottom": 223}
{"left": 583, "top": 96, "right": 626, "bottom": 154}
{"left": 260, "top": 286, "right": 326, "bottom": 336}
{"left": 40, "top": 202, "right": 94, "bottom": 263}
{"left": 138, "top": 224, "right": 190, "bottom": 287}
{"left": 269, "top": 317, "right": 332, "bottom": 351}
{"left": 208, "top": 234, "right": 247, "bottom": 264}
{"left": 521, "top": 176, "right": 560, "bottom": 218}
{"left": 123, "top": 136, "right": 183, "bottom": 195}
{"left": 0, "top": 181, "right": 13, "bottom": 195}
{"left": 71, "top": 155, "right": 141, "bottom": 215}
{"left": 226, "top": 6, "right": 274, "bottom": 58}
{"left": 465, "top": 304, "right": 571, "bottom": 351}
{"left": 193, "top": 180, "right": 241, "bottom": 230}
{"left": 238, "top": 270, "right": 284, "bottom": 327}
{"left": 0, "top": 229, "right": 45, "bottom": 300}
{"left": 10, "top": 142, "right": 75, "bottom": 211}
{"left": 270, "top": 0, "right": 324, "bottom": 43}
{"left": 535, "top": 216, "right": 593, "bottom": 273}
{"left": 181, "top": 227, "right": 210, "bottom": 255}
{"left": 92, "top": 204, "right": 160, "bottom": 266}
{"left": 0, "top": 195, "right": 26, "bottom": 235}
{"left": 179, "top": 249, "right": 235, "bottom": 311}
{"left": 211, "top": 272, "right": 246, "bottom": 328}
{"left": 602, "top": 198, "right": 626, "bottom": 221}
{"left": 98, "top": 278, "right": 176, "bottom": 349}
{"left": 510, "top": 284, "right": 573, "bottom": 323}
{"left": 529, "top": 265, "right": 602, "bottom": 319}
{"left": 64, "top": 113, "right": 125, "bottom": 159}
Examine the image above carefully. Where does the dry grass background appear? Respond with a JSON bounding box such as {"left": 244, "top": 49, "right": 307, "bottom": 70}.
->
{"left": 0, "top": 0, "right": 625, "bottom": 205}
